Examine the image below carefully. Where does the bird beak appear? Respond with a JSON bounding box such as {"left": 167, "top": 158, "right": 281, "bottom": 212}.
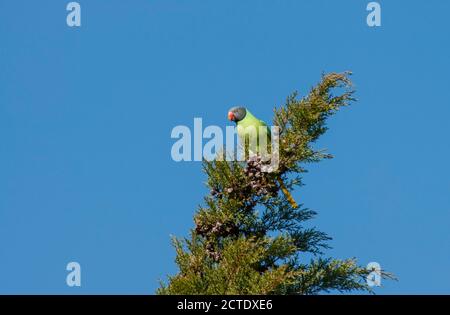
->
{"left": 228, "top": 112, "right": 235, "bottom": 121}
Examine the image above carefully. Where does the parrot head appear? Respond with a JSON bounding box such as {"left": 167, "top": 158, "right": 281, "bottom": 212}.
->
{"left": 228, "top": 106, "right": 247, "bottom": 122}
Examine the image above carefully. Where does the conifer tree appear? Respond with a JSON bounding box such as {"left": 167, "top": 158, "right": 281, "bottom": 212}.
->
{"left": 158, "top": 72, "right": 393, "bottom": 295}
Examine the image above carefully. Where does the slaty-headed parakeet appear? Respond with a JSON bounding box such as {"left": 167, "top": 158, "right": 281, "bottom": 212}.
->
{"left": 228, "top": 106, "right": 298, "bottom": 208}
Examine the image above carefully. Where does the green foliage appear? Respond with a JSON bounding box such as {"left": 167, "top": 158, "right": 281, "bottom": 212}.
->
{"left": 158, "top": 72, "right": 393, "bottom": 295}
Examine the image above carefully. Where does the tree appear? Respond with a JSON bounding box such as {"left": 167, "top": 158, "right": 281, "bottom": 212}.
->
{"left": 158, "top": 72, "right": 393, "bottom": 295}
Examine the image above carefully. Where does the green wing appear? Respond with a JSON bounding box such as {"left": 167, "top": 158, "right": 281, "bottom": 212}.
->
{"left": 237, "top": 109, "right": 271, "bottom": 153}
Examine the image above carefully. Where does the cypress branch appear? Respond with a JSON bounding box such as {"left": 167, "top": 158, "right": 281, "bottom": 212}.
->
{"left": 158, "top": 72, "right": 394, "bottom": 295}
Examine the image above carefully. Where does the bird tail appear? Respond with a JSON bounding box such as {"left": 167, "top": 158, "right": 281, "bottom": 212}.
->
{"left": 277, "top": 177, "right": 298, "bottom": 209}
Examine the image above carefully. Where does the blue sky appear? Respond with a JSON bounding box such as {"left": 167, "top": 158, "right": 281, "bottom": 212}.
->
{"left": 0, "top": 1, "right": 449, "bottom": 294}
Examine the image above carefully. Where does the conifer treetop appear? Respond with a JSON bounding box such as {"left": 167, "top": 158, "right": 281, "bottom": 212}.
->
{"left": 158, "top": 72, "right": 394, "bottom": 295}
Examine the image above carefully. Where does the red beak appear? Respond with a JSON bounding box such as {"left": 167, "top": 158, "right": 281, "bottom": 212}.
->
{"left": 228, "top": 111, "right": 235, "bottom": 121}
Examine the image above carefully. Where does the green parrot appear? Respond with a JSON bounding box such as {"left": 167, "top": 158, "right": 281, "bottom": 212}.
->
{"left": 227, "top": 106, "right": 271, "bottom": 154}
{"left": 228, "top": 106, "right": 298, "bottom": 208}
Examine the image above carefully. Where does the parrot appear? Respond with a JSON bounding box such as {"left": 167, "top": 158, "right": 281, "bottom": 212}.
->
{"left": 228, "top": 106, "right": 298, "bottom": 208}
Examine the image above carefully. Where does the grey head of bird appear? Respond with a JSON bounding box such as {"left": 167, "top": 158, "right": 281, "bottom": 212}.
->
{"left": 228, "top": 106, "right": 247, "bottom": 123}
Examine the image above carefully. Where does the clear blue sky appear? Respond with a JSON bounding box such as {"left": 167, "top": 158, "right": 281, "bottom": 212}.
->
{"left": 1, "top": 1, "right": 449, "bottom": 294}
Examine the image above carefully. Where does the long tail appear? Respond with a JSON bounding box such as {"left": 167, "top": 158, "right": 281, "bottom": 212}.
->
{"left": 276, "top": 177, "right": 298, "bottom": 208}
